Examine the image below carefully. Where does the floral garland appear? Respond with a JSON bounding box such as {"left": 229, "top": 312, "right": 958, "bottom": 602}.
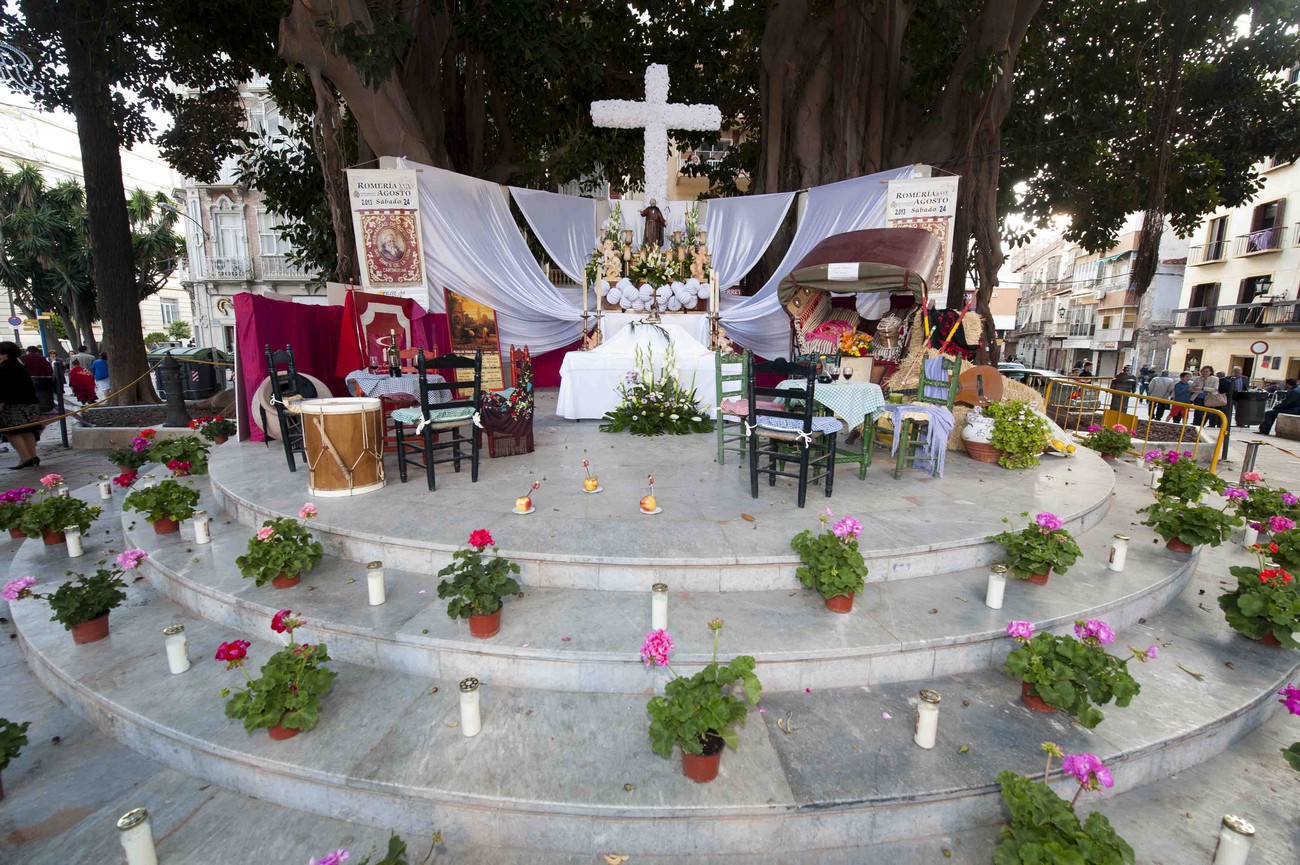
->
{"left": 599, "top": 344, "right": 714, "bottom": 436}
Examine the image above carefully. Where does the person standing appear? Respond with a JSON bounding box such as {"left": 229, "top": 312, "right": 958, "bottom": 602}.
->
{"left": 71, "top": 345, "right": 95, "bottom": 369}
{"left": 90, "top": 351, "right": 110, "bottom": 400}
{"left": 1169, "top": 372, "right": 1193, "bottom": 422}
{"left": 1189, "top": 365, "right": 1220, "bottom": 425}
{"left": 1230, "top": 366, "right": 1249, "bottom": 392}
{"left": 1259, "top": 378, "right": 1300, "bottom": 435}
{"left": 1138, "top": 365, "right": 1152, "bottom": 396}
{"left": 20, "top": 345, "right": 52, "bottom": 378}
{"left": 1148, "top": 370, "right": 1175, "bottom": 420}
{"left": 0, "top": 341, "right": 43, "bottom": 469}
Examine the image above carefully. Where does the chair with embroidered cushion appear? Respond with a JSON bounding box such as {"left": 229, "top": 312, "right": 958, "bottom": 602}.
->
{"left": 892, "top": 354, "right": 962, "bottom": 479}
{"left": 745, "top": 351, "right": 843, "bottom": 508}
{"left": 391, "top": 350, "right": 482, "bottom": 490}
{"left": 259, "top": 344, "right": 313, "bottom": 472}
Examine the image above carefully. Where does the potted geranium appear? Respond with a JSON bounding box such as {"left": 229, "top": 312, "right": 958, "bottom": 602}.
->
{"left": 190, "top": 415, "right": 236, "bottom": 445}
{"left": 217, "top": 611, "right": 337, "bottom": 740}
{"left": 1227, "top": 485, "right": 1299, "bottom": 545}
{"left": 436, "top": 528, "right": 521, "bottom": 637}
{"left": 1263, "top": 525, "right": 1300, "bottom": 571}
{"left": 107, "top": 429, "right": 154, "bottom": 473}
{"left": 1137, "top": 496, "right": 1240, "bottom": 552}
{"left": 1153, "top": 449, "right": 1224, "bottom": 502}
{"left": 983, "top": 400, "right": 1051, "bottom": 469}
{"left": 149, "top": 434, "right": 211, "bottom": 475}
{"left": 1082, "top": 423, "right": 1132, "bottom": 460}
{"left": 644, "top": 618, "right": 761, "bottom": 783}
{"left": 995, "top": 746, "right": 1133, "bottom": 864}
{"left": 0, "top": 717, "right": 30, "bottom": 800}
{"left": 123, "top": 478, "right": 201, "bottom": 534}
{"left": 18, "top": 474, "right": 100, "bottom": 545}
{"left": 790, "top": 511, "right": 868, "bottom": 612}
{"left": 988, "top": 511, "right": 1082, "bottom": 585}
{"left": 1003, "top": 619, "right": 1140, "bottom": 729}
{"left": 3, "top": 549, "right": 146, "bottom": 644}
{"left": 0, "top": 487, "right": 36, "bottom": 539}
{"left": 236, "top": 504, "right": 323, "bottom": 588}
{"left": 1218, "top": 547, "right": 1300, "bottom": 648}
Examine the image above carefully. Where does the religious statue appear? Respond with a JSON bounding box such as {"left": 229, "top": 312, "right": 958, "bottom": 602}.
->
{"left": 600, "top": 239, "right": 622, "bottom": 281}
{"left": 689, "top": 245, "right": 710, "bottom": 282}
{"left": 640, "top": 199, "right": 667, "bottom": 249}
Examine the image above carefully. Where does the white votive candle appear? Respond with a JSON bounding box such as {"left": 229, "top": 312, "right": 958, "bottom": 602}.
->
{"left": 1243, "top": 523, "right": 1259, "bottom": 548}
{"left": 192, "top": 509, "right": 211, "bottom": 545}
{"left": 651, "top": 582, "right": 668, "bottom": 631}
{"left": 459, "top": 677, "right": 481, "bottom": 738}
{"left": 1212, "top": 814, "right": 1255, "bottom": 865}
{"left": 64, "top": 526, "right": 83, "bottom": 558}
{"left": 163, "top": 624, "right": 190, "bottom": 674}
{"left": 913, "top": 688, "right": 941, "bottom": 749}
{"left": 57, "top": 485, "right": 71, "bottom": 498}
{"left": 985, "top": 563, "right": 1008, "bottom": 610}
{"left": 117, "top": 808, "right": 158, "bottom": 865}
{"left": 1149, "top": 468, "right": 1161, "bottom": 489}
{"left": 98, "top": 475, "right": 112, "bottom": 499}
{"left": 1108, "top": 534, "right": 1129, "bottom": 572}
{"left": 367, "top": 560, "right": 386, "bottom": 606}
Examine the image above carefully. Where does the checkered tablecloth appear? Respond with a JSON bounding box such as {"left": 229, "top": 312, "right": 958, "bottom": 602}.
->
{"left": 345, "top": 370, "right": 450, "bottom": 404}
{"left": 776, "top": 379, "right": 886, "bottom": 426}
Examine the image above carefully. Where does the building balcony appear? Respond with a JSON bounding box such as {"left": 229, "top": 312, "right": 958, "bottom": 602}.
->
{"left": 1173, "top": 300, "right": 1300, "bottom": 330}
{"left": 259, "top": 255, "right": 313, "bottom": 281}
{"left": 1233, "top": 226, "right": 1287, "bottom": 257}
{"left": 1067, "top": 323, "right": 1096, "bottom": 337}
{"left": 1016, "top": 320, "right": 1044, "bottom": 336}
{"left": 1093, "top": 327, "right": 1135, "bottom": 345}
{"left": 1042, "top": 321, "right": 1070, "bottom": 337}
{"left": 205, "top": 257, "right": 252, "bottom": 280}
{"left": 1187, "top": 241, "right": 1229, "bottom": 266}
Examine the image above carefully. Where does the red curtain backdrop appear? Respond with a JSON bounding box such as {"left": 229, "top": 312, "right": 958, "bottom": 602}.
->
{"left": 334, "top": 289, "right": 442, "bottom": 379}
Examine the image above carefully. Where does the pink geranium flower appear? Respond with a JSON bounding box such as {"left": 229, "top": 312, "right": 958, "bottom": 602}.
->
{"left": 1061, "top": 752, "right": 1113, "bottom": 790}
{"left": 1279, "top": 684, "right": 1300, "bottom": 716}
{"left": 1074, "top": 618, "right": 1116, "bottom": 645}
{"left": 1110, "top": 423, "right": 1128, "bottom": 433}
{"left": 1034, "top": 512, "right": 1063, "bottom": 532}
{"left": 1269, "top": 515, "right": 1296, "bottom": 534}
{"left": 640, "top": 629, "right": 674, "bottom": 667}
{"left": 214, "top": 639, "right": 251, "bottom": 669}
{"left": 1006, "top": 621, "right": 1035, "bottom": 641}
{"left": 2, "top": 576, "right": 36, "bottom": 600}
{"left": 116, "top": 549, "right": 148, "bottom": 570}
{"left": 39, "top": 473, "right": 63, "bottom": 488}
{"left": 255, "top": 526, "right": 275, "bottom": 542}
{"left": 1243, "top": 471, "right": 1262, "bottom": 483}
{"left": 1087, "top": 424, "right": 1102, "bottom": 433}
{"left": 1283, "top": 493, "right": 1299, "bottom": 507}
{"left": 831, "top": 516, "right": 863, "bottom": 539}
{"left": 309, "top": 850, "right": 350, "bottom": 865}
{"left": 298, "top": 503, "right": 317, "bottom": 519}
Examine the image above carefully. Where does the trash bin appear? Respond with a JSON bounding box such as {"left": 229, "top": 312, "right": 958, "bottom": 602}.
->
{"left": 146, "top": 347, "right": 232, "bottom": 399}
{"left": 1234, "top": 390, "right": 1267, "bottom": 428}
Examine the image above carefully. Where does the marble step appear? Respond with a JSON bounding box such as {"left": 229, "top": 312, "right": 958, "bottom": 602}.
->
{"left": 207, "top": 436, "right": 1115, "bottom": 589}
{"left": 124, "top": 476, "right": 1188, "bottom": 693}
{"left": 12, "top": 510, "right": 1295, "bottom": 857}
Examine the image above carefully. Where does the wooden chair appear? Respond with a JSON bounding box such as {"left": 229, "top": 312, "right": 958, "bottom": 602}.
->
{"left": 714, "top": 351, "right": 750, "bottom": 464}
{"left": 398, "top": 348, "right": 422, "bottom": 374}
{"left": 392, "top": 350, "right": 482, "bottom": 490}
{"left": 479, "top": 345, "right": 535, "bottom": 457}
{"left": 746, "top": 352, "right": 843, "bottom": 508}
{"left": 892, "top": 355, "right": 962, "bottom": 479}
{"left": 260, "top": 344, "right": 311, "bottom": 472}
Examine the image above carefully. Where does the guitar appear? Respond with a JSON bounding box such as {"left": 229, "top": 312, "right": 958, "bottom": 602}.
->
{"left": 954, "top": 364, "right": 1005, "bottom": 408}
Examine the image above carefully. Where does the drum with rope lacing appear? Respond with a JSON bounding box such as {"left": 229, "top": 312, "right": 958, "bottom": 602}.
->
{"left": 297, "top": 397, "right": 385, "bottom": 497}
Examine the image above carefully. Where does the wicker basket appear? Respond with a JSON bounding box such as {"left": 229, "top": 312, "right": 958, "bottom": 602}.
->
{"left": 963, "top": 440, "right": 1004, "bottom": 463}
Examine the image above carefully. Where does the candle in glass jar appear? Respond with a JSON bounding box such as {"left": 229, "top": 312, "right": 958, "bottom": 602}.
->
{"left": 1212, "top": 814, "right": 1255, "bottom": 865}
{"left": 367, "top": 560, "right": 386, "bottom": 606}
{"left": 192, "top": 509, "right": 211, "bottom": 545}
{"left": 117, "top": 808, "right": 158, "bottom": 865}
{"left": 57, "top": 485, "right": 71, "bottom": 498}
{"left": 1243, "top": 522, "right": 1259, "bottom": 548}
{"left": 1149, "top": 468, "right": 1161, "bottom": 489}
{"left": 1108, "top": 534, "right": 1129, "bottom": 572}
{"left": 459, "top": 677, "right": 481, "bottom": 738}
{"left": 163, "top": 624, "right": 190, "bottom": 674}
{"left": 985, "top": 563, "right": 1008, "bottom": 610}
{"left": 64, "top": 526, "right": 83, "bottom": 558}
{"left": 913, "top": 688, "right": 941, "bottom": 749}
{"left": 98, "top": 474, "right": 113, "bottom": 499}
{"left": 651, "top": 582, "right": 668, "bottom": 631}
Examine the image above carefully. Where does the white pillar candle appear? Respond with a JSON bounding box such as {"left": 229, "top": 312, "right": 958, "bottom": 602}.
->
{"left": 367, "top": 560, "right": 386, "bottom": 606}
{"left": 57, "top": 485, "right": 71, "bottom": 498}
{"left": 651, "top": 582, "right": 668, "bottom": 631}
{"left": 64, "top": 526, "right": 83, "bottom": 558}
{"left": 1108, "top": 534, "right": 1129, "bottom": 572}
{"left": 117, "top": 808, "right": 158, "bottom": 865}
{"left": 163, "top": 624, "right": 190, "bottom": 674}
{"left": 1149, "top": 468, "right": 1161, "bottom": 489}
{"left": 192, "top": 509, "right": 211, "bottom": 545}
{"left": 98, "top": 475, "right": 113, "bottom": 499}
{"left": 913, "top": 688, "right": 941, "bottom": 749}
{"left": 1212, "top": 814, "right": 1255, "bottom": 865}
{"left": 985, "top": 563, "right": 1008, "bottom": 610}
{"left": 459, "top": 677, "right": 481, "bottom": 738}
{"left": 1243, "top": 523, "right": 1259, "bottom": 548}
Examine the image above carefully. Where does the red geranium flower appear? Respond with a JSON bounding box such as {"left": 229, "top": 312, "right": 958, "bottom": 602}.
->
{"left": 214, "top": 639, "right": 251, "bottom": 668}
{"left": 113, "top": 470, "right": 137, "bottom": 488}
{"left": 468, "top": 528, "right": 494, "bottom": 549}
{"left": 140, "top": 428, "right": 157, "bottom": 439}
{"left": 271, "top": 609, "right": 292, "bottom": 633}
{"left": 1270, "top": 542, "right": 1280, "bottom": 554}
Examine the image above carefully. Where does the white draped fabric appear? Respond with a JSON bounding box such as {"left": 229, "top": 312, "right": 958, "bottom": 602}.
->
{"left": 704, "top": 191, "right": 796, "bottom": 298}
{"left": 599, "top": 312, "right": 710, "bottom": 345}
{"left": 719, "top": 166, "right": 921, "bottom": 360}
{"left": 509, "top": 187, "right": 596, "bottom": 285}
{"left": 398, "top": 158, "right": 581, "bottom": 353}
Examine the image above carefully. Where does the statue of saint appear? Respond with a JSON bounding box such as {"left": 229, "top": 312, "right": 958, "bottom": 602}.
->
{"left": 640, "top": 199, "right": 667, "bottom": 249}
{"left": 689, "top": 245, "right": 710, "bottom": 282}
{"left": 600, "top": 238, "right": 622, "bottom": 281}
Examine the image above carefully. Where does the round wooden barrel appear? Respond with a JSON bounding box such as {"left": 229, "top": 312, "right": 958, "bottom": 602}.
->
{"left": 299, "top": 397, "right": 386, "bottom": 497}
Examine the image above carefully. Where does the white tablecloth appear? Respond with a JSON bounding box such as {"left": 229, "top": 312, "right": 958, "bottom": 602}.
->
{"left": 556, "top": 323, "right": 718, "bottom": 419}
{"left": 345, "top": 370, "right": 450, "bottom": 404}
{"left": 599, "top": 313, "right": 710, "bottom": 346}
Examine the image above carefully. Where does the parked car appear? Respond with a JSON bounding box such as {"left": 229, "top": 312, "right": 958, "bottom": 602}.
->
{"left": 1000, "top": 366, "right": 1068, "bottom": 397}
{"left": 997, "top": 361, "right": 1026, "bottom": 370}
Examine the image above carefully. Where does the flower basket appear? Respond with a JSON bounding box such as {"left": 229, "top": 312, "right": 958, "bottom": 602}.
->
{"left": 437, "top": 529, "right": 520, "bottom": 630}
{"left": 790, "top": 513, "right": 867, "bottom": 612}
{"left": 988, "top": 513, "right": 1080, "bottom": 582}
{"left": 4, "top": 551, "right": 145, "bottom": 644}
{"left": 123, "top": 479, "right": 200, "bottom": 527}
{"left": 1003, "top": 619, "right": 1139, "bottom": 729}
{"left": 237, "top": 507, "right": 323, "bottom": 588}
{"left": 1218, "top": 552, "right": 1300, "bottom": 648}
{"left": 218, "top": 613, "right": 336, "bottom": 736}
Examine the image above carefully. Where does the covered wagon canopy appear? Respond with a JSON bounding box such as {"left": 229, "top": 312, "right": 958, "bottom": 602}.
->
{"left": 777, "top": 227, "right": 942, "bottom": 305}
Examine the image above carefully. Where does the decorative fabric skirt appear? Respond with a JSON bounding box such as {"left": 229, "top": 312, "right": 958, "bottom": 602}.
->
{"left": 0, "top": 402, "right": 42, "bottom": 437}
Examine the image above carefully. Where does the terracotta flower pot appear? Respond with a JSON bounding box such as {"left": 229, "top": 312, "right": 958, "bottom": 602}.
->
{"left": 1256, "top": 632, "right": 1282, "bottom": 647}
{"left": 153, "top": 517, "right": 180, "bottom": 535}
{"left": 963, "top": 440, "right": 1004, "bottom": 463}
{"left": 271, "top": 572, "right": 301, "bottom": 589}
{"left": 71, "top": 613, "right": 110, "bottom": 645}
{"left": 213, "top": 435, "right": 229, "bottom": 445}
{"left": 824, "top": 593, "right": 854, "bottom": 613}
{"left": 118, "top": 464, "right": 133, "bottom": 474}
{"left": 267, "top": 722, "right": 299, "bottom": 740}
{"left": 1025, "top": 567, "right": 1051, "bottom": 586}
{"left": 41, "top": 529, "right": 65, "bottom": 546}
{"left": 9, "top": 528, "right": 24, "bottom": 539}
{"left": 1165, "top": 537, "right": 1194, "bottom": 553}
{"left": 682, "top": 735, "right": 725, "bottom": 783}
{"left": 469, "top": 609, "right": 501, "bottom": 639}
{"left": 1020, "top": 681, "right": 1056, "bottom": 714}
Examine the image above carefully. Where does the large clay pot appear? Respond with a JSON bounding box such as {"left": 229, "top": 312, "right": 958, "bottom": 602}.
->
{"left": 963, "top": 440, "right": 1004, "bottom": 463}
{"left": 71, "top": 613, "right": 110, "bottom": 645}
{"left": 1026, "top": 567, "right": 1051, "bottom": 586}
{"left": 1166, "top": 537, "right": 1194, "bottom": 553}
{"left": 961, "top": 411, "right": 1003, "bottom": 463}
{"left": 9, "top": 528, "right": 24, "bottom": 540}
{"left": 271, "top": 572, "right": 301, "bottom": 589}
{"left": 153, "top": 517, "right": 179, "bottom": 535}
{"left": 469, "top": 609, "right": 501, "bottom": 639}
{"left": 1020, "top": 681, "right": 1056, "bottom": 714}
{"left": 682, "top": 735, "right": 725, "bottom": 783}
{"left": 824, "top": 593, "right": 854, "bottom": 613}
{"left": 267, "top": 721, "right": 300, "bottom": 740}
{"left": 41, "top": 529, "right": 65, "bottom": 546}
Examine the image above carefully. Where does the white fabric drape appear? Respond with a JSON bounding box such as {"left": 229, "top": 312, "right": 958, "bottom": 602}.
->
{"left": 509, "top": 187, "right": 596, "bottom": 285}
{"left": 399, "top": 158, "right": 581, "bottom": 353}
{"left": 704, "top": 191, "right": 796, "bottom": 297}
{"left": 720, "top": 165, "right": 921, "bottom": 359}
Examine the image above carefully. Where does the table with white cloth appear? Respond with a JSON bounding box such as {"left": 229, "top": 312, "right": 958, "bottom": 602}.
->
{"left": 345, "top": 370, "right": 450, "bottom": 404}
{"left": 599, "top": 312, "right": 711, "bottom": 346}
{"left": 557, "top": 322, "right": 718, "bottom": 420}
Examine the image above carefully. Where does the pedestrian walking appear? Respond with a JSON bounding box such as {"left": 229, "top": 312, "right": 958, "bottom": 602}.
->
{"left": 91, "top": 351, "right": 110, "bottom": 400}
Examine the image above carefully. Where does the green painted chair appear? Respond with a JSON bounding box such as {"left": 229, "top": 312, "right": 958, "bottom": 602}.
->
{"left": 715, "top": 351, "right": 750, "bottom": 464}
{"left": 893, "top": 355, "right": 962, "bottom": 479}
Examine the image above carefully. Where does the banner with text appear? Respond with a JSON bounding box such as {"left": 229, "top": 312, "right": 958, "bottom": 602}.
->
{"left": 347, "top": 169, "right": 428, "bottom": 304}
{"left": 885, "top": 176, "right": 960, "bottom": 306}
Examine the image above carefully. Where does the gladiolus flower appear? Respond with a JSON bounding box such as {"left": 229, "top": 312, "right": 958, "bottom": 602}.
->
{"left": 1061, "top": 752, "right": 1113, "bottom": 791}
{"left": 1279, "top": 684, "right": 1300, "bottom": 716}
{"left": 640, "top": 629, "right": 674, "bottom": 667}
{"left": 1074, "top": 618, "right": 1115, "bottom": 645}
{"left": 468, "top": 529, "right": 494, "bottom": 549}
{"left": 1269, "top": 515, "right": 1295, "bottom": 534}
{"left": 39, "top": 473, "right": 63, "bottom": 488}
{"left": 116, "top": 549, "right": 148, "bottom": 570}
{"left": 298, "top": 503, "right": 318, "bottom": 520}
{"left": 2, "top": 576, "right": 36, "bottom": 600}
{"left": 256, "top": 526, "right": 275, "bottom": 542}
{"left": 1006, "top": 621, "right": 1035, "bottom": 641}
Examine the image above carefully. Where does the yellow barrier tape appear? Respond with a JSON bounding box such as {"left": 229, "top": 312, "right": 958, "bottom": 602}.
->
{"left": 0, "top": 363, "right": 163, "bottom": 435}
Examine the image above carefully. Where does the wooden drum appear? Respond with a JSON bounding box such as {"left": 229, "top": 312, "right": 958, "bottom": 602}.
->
{"left": 298, "top": 397, "right": 386, "bottom": 497}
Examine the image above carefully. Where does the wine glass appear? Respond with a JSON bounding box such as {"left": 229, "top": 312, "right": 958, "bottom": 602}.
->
{"left": 367, "top": 355, "right": 378, "bottom": 374}
{"left": 843, "top": 365, "right": 855, "bottom": 381}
